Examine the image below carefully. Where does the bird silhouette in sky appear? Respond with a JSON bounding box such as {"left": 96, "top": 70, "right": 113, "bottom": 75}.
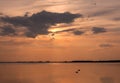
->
{"left": 49, "top": 33, "right": 55, "bottom": 40}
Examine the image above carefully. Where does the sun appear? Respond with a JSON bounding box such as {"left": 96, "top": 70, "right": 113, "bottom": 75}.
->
{"left": 48, "top": 28, "right": 62, "bottom": 33}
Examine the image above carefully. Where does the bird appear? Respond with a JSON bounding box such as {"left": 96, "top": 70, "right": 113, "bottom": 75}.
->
{"left": 75, "top": 69, "right": 80, "bottom": 74}
{"left": 51, "top": 33, "right": 55, "bottom": 36}
{"left": 75, "top": 71, "right": 79, "bottom": 74}
{"left": 78, "top": 69, "right": 80, "bottom": 71}
{"left": 49, "top": 33, "right": 55, "bottom": 40}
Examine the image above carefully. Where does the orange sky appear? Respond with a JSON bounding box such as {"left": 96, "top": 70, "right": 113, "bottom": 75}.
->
{"left": 0, "top": 0, "right": 120, "bottom": 61}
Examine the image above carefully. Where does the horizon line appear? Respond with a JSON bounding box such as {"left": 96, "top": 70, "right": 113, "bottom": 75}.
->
{"left": 0, "top": 60, "right": 120, "bottom": 64}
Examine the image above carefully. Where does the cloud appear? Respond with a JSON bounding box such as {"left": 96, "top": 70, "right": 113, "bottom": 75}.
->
{"left": 92, "top": 27, "right": 107, "bottom": 34}
{"left": 55, "top": 28, "right": 77, "bottom": 33}
{"left": 99, "top": 43, "right": 113, "bottom": 48}
{"left": 54, "top": 28, "right": 84, "bottom": 35}
{"left": 91, "top": 5, "right": 120, "bottom": 17}
{"left": 100, "top": 77, "right": 114, "bottom": 83}
{"left": 92, "top": 9, "right": 114, "bottom": 17}
{"left": 0, "top": 25, "right": 16, "bottom": 36}
{"left": 0, "top": 10, "right": 82, "bottom": 38}
{"left": 73, "top": 30, "right": 84, "bottom": 35}
{"left": 113, "top": 17, "right": 120, "bottom": 21}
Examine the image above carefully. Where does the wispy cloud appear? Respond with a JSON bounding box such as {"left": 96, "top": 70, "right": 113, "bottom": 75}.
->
{"left": 92, "top": 27, "right": 107, "bottom": 34}
{"left": 99, "top": 43, "right": 113, "bottom": 48}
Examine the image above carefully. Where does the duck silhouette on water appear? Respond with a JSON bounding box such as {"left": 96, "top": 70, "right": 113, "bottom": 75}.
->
{"left": 75, "top": 69, "right": 80, "bottom": 74}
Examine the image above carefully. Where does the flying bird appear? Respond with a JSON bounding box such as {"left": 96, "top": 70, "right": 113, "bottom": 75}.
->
{"left": 49, "top": 33, "right": 55, "bottom": 40}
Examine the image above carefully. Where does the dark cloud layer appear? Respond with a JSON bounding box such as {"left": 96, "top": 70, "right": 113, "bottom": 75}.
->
{"left": 92, "top": 27, "right": 107, "bottom": 34}
{"left": 0, "top": 10, "right": 81, "bottom": 38}
{"left": 0, "top": 25, "right": 16, "bottom": 36}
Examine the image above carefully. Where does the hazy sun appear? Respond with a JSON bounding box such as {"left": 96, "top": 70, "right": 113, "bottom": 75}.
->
{"left": 48, "top": 28, "right": 62, "bottom": 33}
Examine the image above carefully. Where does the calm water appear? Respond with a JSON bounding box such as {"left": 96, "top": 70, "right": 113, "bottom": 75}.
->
{"left": 0, "top": 63, "right": 120, "bottom": 83}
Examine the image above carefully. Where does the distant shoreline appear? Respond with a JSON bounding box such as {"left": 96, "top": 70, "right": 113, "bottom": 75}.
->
{"left": 0, "top": 60, "right": 120, "bottom": 64}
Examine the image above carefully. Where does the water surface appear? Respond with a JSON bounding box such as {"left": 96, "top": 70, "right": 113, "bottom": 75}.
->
{"left": 0, "top": 63, "right": 119, "bottom": 83}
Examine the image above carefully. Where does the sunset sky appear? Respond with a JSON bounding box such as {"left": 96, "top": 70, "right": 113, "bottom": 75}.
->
{"left": 0, "top": 0, "right": 120, "bottom": 61}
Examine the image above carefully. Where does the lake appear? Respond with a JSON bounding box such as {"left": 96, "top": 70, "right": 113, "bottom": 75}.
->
{"left": 0, "top": 63, "right": 120, "bottom": 83}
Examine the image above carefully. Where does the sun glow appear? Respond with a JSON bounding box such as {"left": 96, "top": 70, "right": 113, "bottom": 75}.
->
{"left": 48, "top": 28, "right": 62, "bottom": 33}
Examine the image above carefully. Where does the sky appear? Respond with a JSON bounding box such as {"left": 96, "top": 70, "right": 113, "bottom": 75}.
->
{"left": 0, "top": 0, "right": 120, "bottom": 61}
